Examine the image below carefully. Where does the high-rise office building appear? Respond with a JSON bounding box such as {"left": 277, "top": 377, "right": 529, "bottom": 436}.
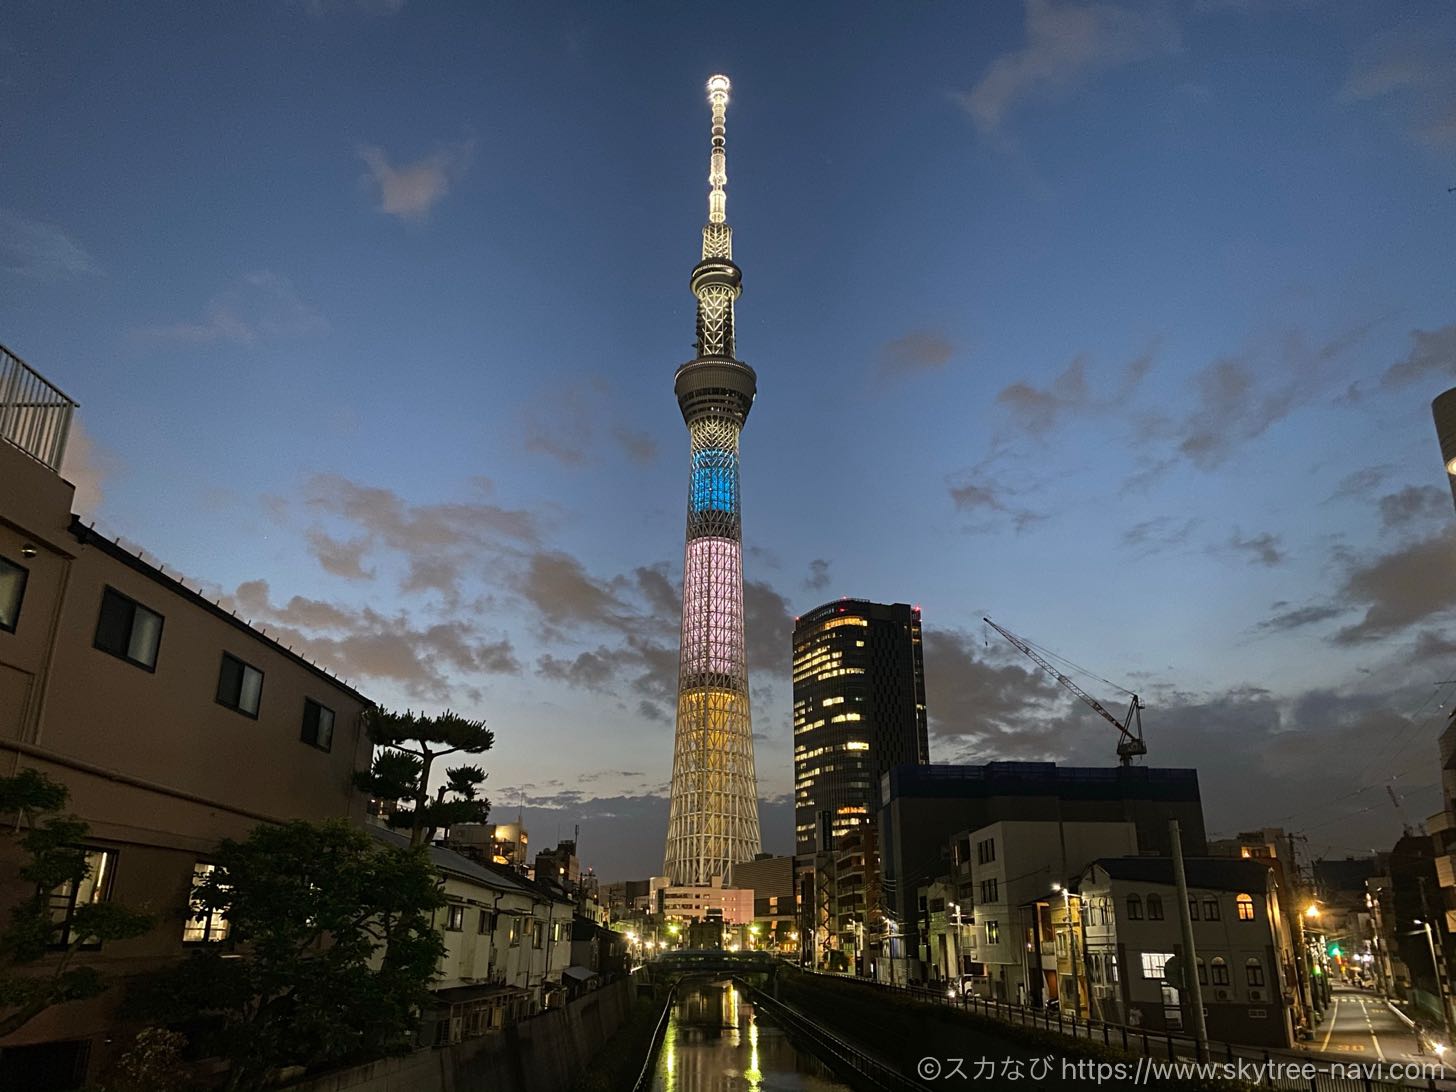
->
{"left": 792, "top": 599, "right": 928, "bottom": 856}
{"left": 662, "top": 76, "right": 762, "bottom": 886}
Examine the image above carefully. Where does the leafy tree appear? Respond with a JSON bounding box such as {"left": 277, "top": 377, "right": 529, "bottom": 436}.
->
{"left": 353, "top": 708, "right": 494, "bottom": 846}
{"left": 100, "top": 1026, "right": 190, "bottom": 1092}
{"left": 128, "top": 819, "right": 445, "bottom": 1092}
{"left": 0, "top": 769, "right": 152, "bottom": 1037}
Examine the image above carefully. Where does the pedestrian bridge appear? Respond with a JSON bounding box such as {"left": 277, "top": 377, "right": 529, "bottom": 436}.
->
{"left": 645, "top": 949, "right": 782, "bottom": 975}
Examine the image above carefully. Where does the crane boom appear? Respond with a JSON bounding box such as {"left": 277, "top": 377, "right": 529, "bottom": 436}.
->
{"left": 983, "top": 617, "right": 1147, "bottom": 765}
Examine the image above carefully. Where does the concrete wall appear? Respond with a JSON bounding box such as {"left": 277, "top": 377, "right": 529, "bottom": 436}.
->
{"left": 283, "top": 978, "right": 635, "bottom": 1092}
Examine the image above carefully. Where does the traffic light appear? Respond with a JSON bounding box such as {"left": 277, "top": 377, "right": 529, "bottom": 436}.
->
{"left": 1328, "top": 943, "right": 1342, "bottom": 958}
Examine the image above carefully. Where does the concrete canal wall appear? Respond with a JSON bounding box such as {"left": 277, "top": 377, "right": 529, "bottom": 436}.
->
{"left": 282, "top": 978, "right": 634, "bottom": 1092}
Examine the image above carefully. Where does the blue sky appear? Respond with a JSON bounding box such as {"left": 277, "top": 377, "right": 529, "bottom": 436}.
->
{"left": 4, "top": 1, "right": 1455, "bottom": 880}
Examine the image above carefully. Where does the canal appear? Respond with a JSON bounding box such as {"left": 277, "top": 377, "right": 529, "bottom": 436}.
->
{"left": 652, "top": 979, "right": 852, "bottom": 1092}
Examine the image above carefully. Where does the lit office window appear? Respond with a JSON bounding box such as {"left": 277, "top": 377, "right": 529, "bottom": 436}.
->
{"left": 183, "top": 862, "right": 230, "bottom": 943}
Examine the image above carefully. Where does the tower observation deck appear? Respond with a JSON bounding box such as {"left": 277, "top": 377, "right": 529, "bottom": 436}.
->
{"left": 663, "top": 75, "right": 763, "bottom": 886}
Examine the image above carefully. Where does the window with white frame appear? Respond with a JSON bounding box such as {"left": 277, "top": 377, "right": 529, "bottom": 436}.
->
{"left": 183, "top": 862, "right": 230, "bottom": 943}
{"left": 48, "top": 847, "right": 117, "bottom": 948}
{"left": 301, "top": 699, "right": 335, "bottom": 751}
{"left": 217, "top": 653, "right": 264, "bottom": 716}
{"left": 0, "top": 556, "right": 28, "bottom": 633}
{"left": 1140, "top": 951, "right": 1174, "bottom": 979}
{"left": 94, "top": 587, "right": 163, "bottom": 670}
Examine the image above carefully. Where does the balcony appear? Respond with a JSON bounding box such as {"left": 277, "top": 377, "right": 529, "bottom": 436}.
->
{"left": 0, "top": 344, "right": 76, "bottom": 471}
{"left": 1437, "top": 853, "right": 1456, "bottom": 891}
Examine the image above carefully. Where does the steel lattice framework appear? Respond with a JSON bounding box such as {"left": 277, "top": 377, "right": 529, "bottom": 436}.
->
{"left": 663, "top": 75, "right": 763, "bottom": 886}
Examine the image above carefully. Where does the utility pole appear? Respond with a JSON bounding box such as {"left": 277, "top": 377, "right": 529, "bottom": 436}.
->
{"left": 1417, "top": 877, "right": 1456, "bottom": 1045}
{"left": 1171, "top": 820, "right": 1209, "bottom": 1061}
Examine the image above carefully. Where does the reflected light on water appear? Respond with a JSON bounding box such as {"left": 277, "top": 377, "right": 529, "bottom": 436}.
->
{"left": 652, "top": 979, "right": 849, "bottom": 1092}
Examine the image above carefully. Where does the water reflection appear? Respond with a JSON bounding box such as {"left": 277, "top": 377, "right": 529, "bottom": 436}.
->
{"left": 653, "top": 979, "right": 850, "bottom": 1092}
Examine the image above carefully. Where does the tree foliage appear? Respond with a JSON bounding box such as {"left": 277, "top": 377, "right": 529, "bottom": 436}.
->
{"left": 128, "top": 819, "right": 446, "bottom": 1092}
{"left": 352, "top": 708, "right": 494, "bottom": 846}
{"left": 100, "top": 1026, "right": 190, "bottom": 1092}
{"left": 0, "top": 769, "right": 152, "bottom": 1038}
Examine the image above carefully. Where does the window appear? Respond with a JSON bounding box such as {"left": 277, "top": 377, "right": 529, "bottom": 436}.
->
{"left": 1211, "top": 957, "right": 1230, "bottom": 986}
{"left": 1235, "top": 893, "right": 1255, "bottom": 921}
{"left": 301, "top": 699, "right": 335, "bottom": 751}
{"left": 1203, "top": 898, "right": 1220, "bottom": 921}
{"left": 1196, "top": 958, "right": 1207, "bottom": 985}
{"left": 48, "top": 847, "right": 116, "bottom": 948}
{"left": 985, "top": 921, "right": 1000, "bottom": 944}
{"left": 552, "top": 921, "right": 568, "bottom": 943}
{"left": 533, "top": 921, "right": 545, "bottom": 948}
{"left": 479, "top": 909, "right": 494, "bottom": 934}
{"left": 980, "top": 878, "right": 999, "bottom": 903}
{"left": 94, "top": 587, "right": 163, "bottom": 669}
{"left": 1140, "top": 952, "right": 1173, "bottom": 979}
{"left": 445, "top": 905, "right": 465, "bottom": 931}
{"left": 183, "top": 862, "right": 230, "bottom": 943}
{"left": 1187, "top": 897, "right": 1199, "bottom": 921}
{"left": 1246, "top": 958, "right": 1264, "bottom": 987}
{"left": 977, "top": 838, "right": 996, "bottom": 864}
{"left": 508, "top": 920, "right": 520, "bottom": 946}
{"left": 0, "top": 556, "right": 28, "bottom": 633}
{"left": 1146, "top": 894, "right": 1163, "bottom": 920}
{"left": 216, "top": 653, "right": 263, "bottom": 717}
{"left": 1126, "top": 895, "right": 1143, "bottom": 920}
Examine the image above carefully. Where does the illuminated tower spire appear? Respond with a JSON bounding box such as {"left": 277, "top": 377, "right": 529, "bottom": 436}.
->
{"left": 663, "top": 74, "right": 762, "bottom": 886}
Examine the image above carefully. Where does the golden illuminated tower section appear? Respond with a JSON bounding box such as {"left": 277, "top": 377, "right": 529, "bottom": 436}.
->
{"left": 663, "top": 75, "right": 762, "bottom": 886}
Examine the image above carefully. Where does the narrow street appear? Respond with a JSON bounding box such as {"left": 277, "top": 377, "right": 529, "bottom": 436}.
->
{"left": 1305, "top": 986, "right": 1447, "bottom": 1072}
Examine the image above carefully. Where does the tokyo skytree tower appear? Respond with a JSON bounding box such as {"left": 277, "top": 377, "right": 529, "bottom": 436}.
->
{"left": 662, "top": 75, "right": 762, "bottom": 886}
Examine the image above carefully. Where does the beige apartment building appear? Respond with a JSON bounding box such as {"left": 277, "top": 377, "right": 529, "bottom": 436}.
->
{"left": 0, "top": 346, "right": 373, "bottom": 1088}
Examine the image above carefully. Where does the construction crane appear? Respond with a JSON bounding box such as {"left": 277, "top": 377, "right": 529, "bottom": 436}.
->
{"left": 983, "top": 617, "right": 1147, "bottom": 766}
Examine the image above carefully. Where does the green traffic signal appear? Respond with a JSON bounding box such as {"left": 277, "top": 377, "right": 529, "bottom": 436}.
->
{"left": 1328, "top": 943, "right": 1342, "bottom": 958}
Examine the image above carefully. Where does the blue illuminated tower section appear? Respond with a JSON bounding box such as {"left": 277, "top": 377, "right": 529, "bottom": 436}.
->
{"left": 663, "top": 75, "right": 762, "bottom": 886}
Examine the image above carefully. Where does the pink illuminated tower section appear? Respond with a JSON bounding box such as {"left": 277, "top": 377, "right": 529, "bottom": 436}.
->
{"left": 662, "top": 75, "right": 762, "bottom": 886}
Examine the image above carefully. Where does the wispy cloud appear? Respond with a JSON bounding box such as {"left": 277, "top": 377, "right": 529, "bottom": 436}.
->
{"left": 1339, "top": 25, "right": 1456, "bottom": 150}
{"left": 958, "top": 0, "right": 1180, "bottom": 136}
{"left": 804, "top": 559, "right": 831, "bottom": 593}
{"left": 358, "top": 137, "right": 474, "bottom": 221}
{"left": 0, "top": 210, "right": 101, "bottom": 279}
{"left": 1380, "top": 323, "right": 1456, "bottom": 389}
{"left": 1121, "top": 515, "right": 1198, "bottom": 557}
{"left": 878, "top": 331, "right": 955, "bottom": 379}
{"left": 1159, "top": 319, "right": 1381, "bottom": 472}
{"left": 996, "top": 344, "right": 1156, "bottom": 436}
{"left": 1223, "top": 528, "right": 1285, "bottom": 567}
{"left": 59, "top": 421, "right": 115, "bottom": 516}
{"left": 226, "top": 578, "right": 521, "bottom": 703}
{"left": 1334, "top": 529, "right": 1456, "bottom": 645}
{"left": 1378, "top": 485, "right": 1448, "bottom": 531}
{"left": 132, "top": 271, "right": 327, "bottom": 344}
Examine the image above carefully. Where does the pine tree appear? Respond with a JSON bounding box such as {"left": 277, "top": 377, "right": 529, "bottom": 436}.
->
{"left": 352, "top": 708, "right": 494, "bottom": 846}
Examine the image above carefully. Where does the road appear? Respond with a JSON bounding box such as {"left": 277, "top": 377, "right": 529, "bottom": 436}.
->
{"left": 1306, "top": 985, "right": 1447, "bottom": 1071}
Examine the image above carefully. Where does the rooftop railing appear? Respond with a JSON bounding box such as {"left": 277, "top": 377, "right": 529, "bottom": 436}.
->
{"left": 0, "top": 343, "right": 77, "bottom": 471}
